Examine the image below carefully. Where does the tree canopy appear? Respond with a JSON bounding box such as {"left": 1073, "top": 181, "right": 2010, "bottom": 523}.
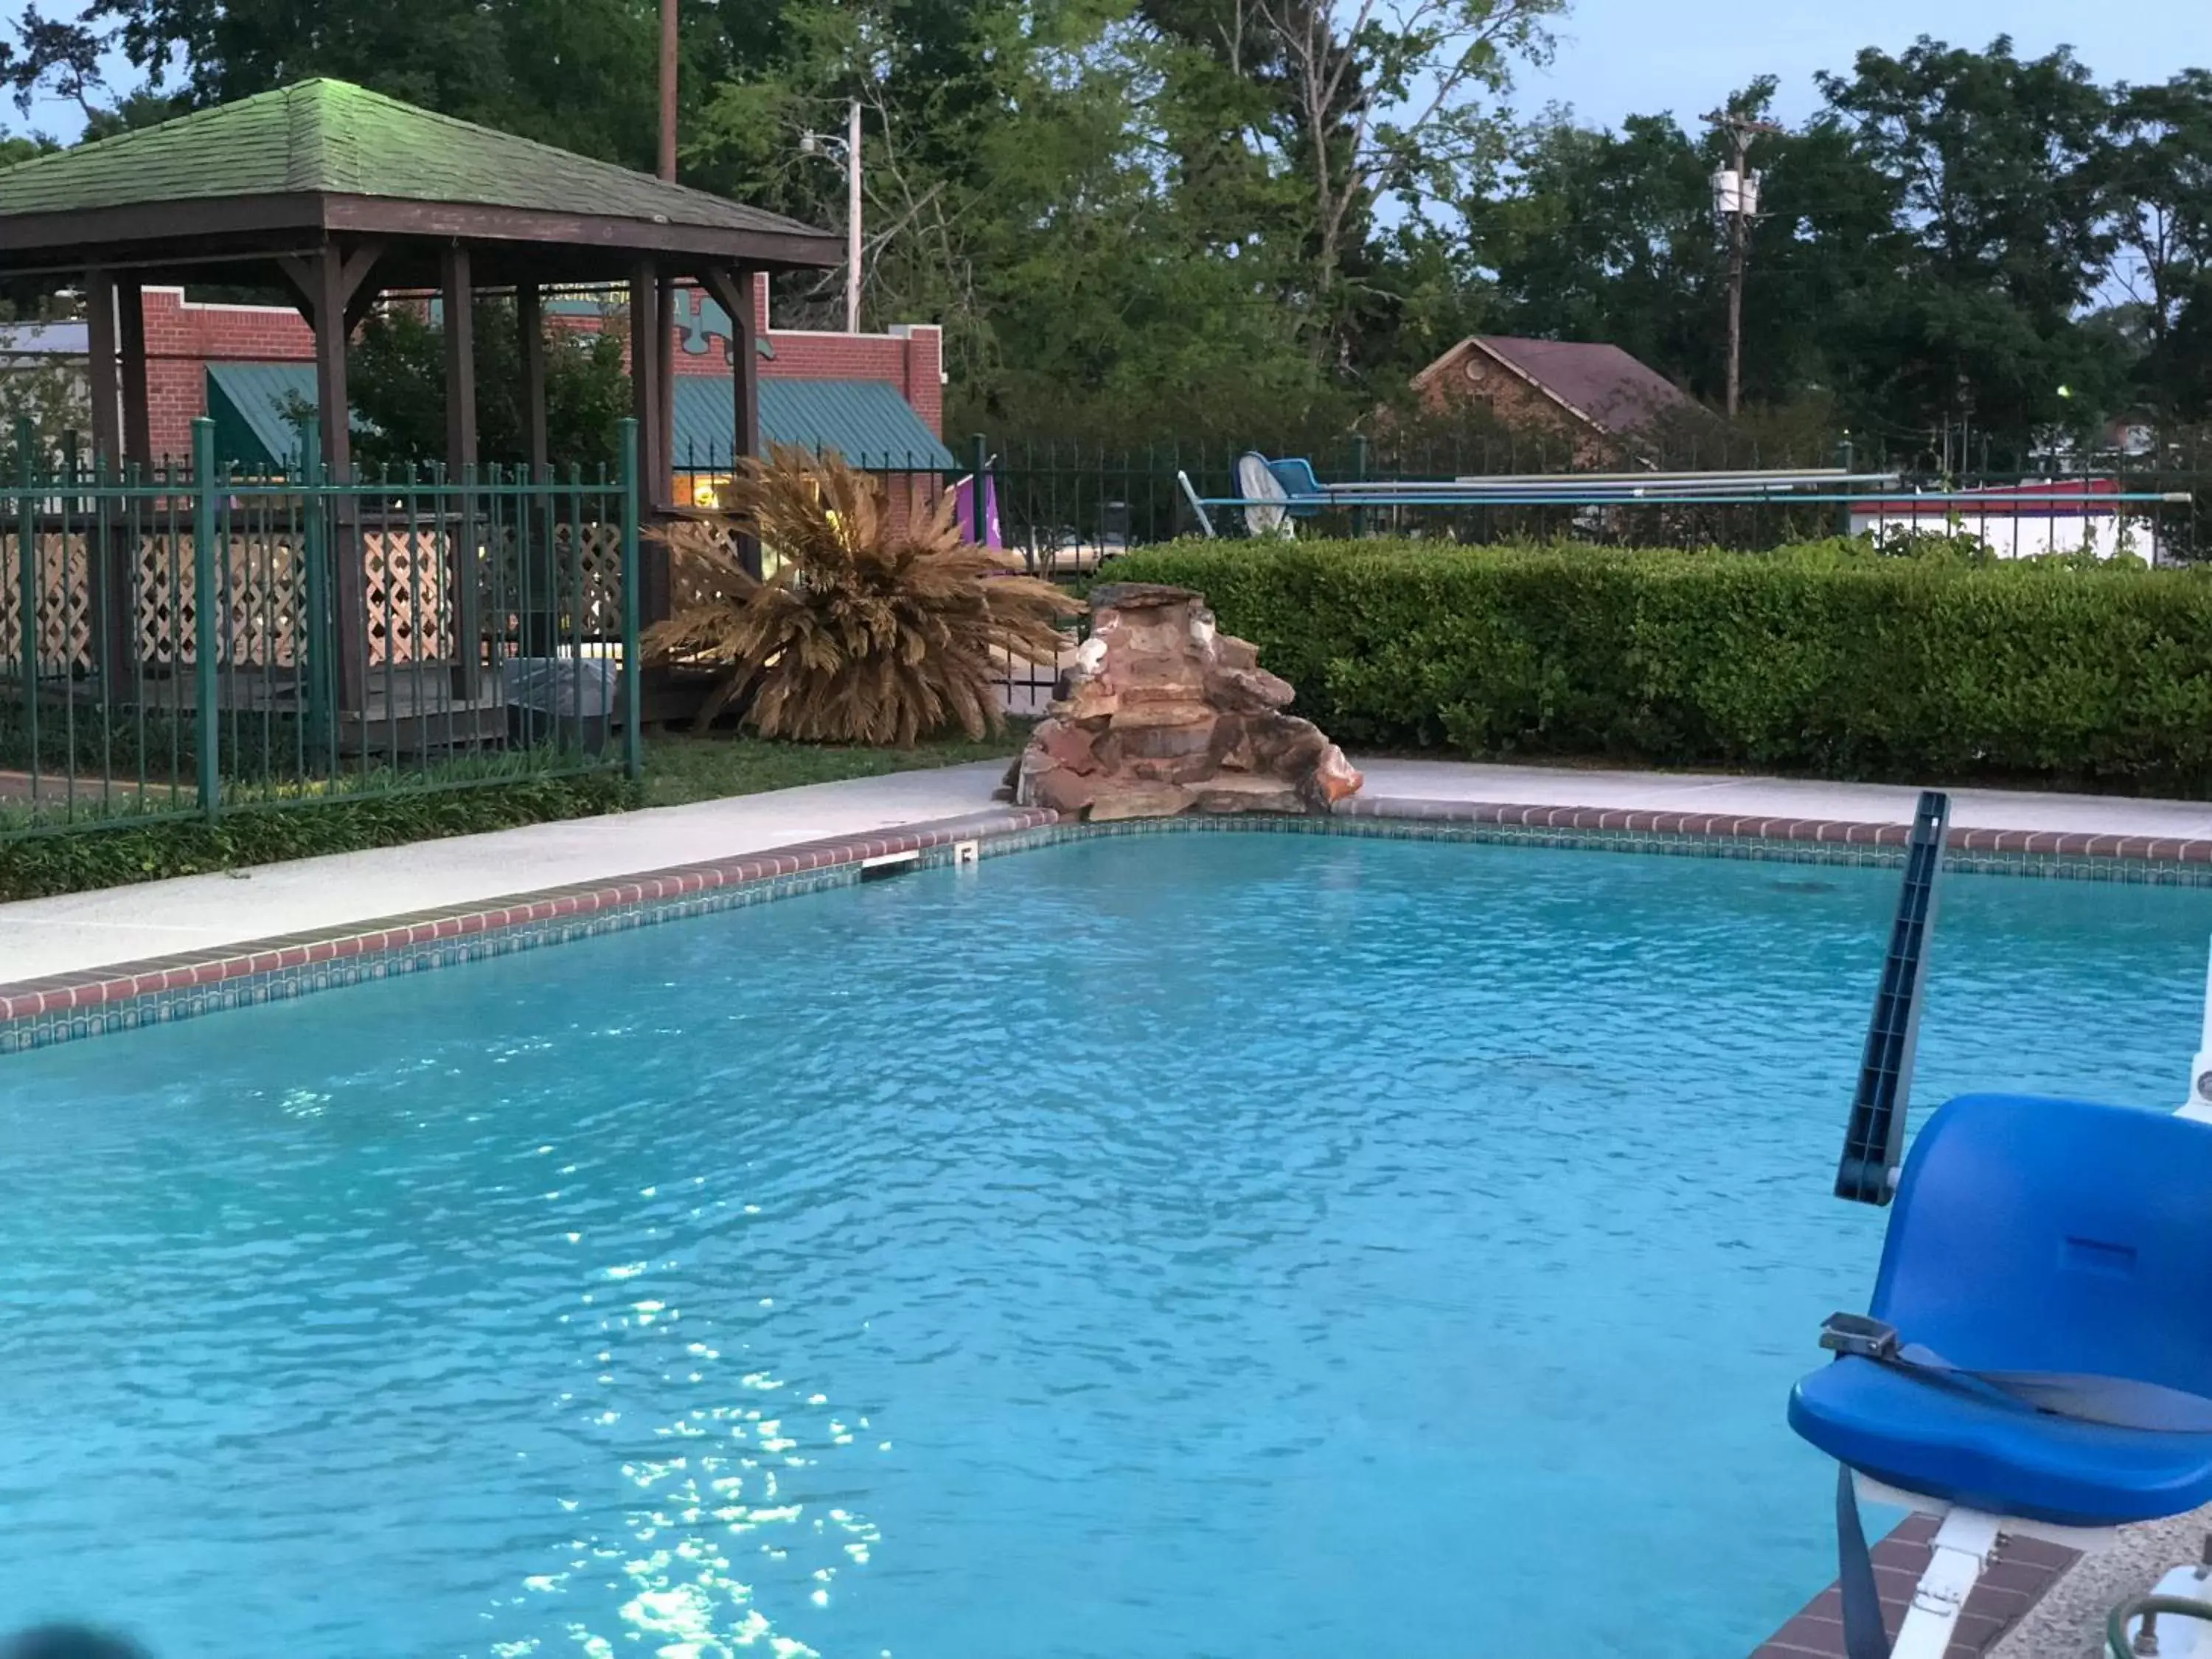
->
{"left": 1, "top": 1, "right": 2206, "bottom": 462}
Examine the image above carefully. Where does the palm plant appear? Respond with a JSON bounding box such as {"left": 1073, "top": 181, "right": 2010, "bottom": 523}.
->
{"left": 643, "top": 445, "right": 1079, "bottom": 745}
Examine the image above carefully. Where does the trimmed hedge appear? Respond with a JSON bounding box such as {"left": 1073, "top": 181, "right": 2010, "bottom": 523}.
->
{"left": 0, "top": 772, "right": 641, "bottom": 903}
{"left": 1104, "top": 539, "right": 2212, "bottom": 792}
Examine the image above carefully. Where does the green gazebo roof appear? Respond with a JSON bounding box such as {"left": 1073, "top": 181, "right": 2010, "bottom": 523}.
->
{"left": 0, "top": 78, "right": 839, "bottom": 282}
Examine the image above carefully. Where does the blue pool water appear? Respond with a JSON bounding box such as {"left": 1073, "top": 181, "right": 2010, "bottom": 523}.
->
{"left": 4, "top": 832, "right": 2211, "bottom": 1658}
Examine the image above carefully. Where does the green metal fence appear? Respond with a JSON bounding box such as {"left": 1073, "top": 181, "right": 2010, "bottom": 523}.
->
{"left": 2, "top": 416, "right": 642, "bottom": 842}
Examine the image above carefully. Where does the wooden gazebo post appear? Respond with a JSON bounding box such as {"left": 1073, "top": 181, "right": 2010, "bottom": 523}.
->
{"left": 515, "top": 282, "right": 554, "bottom": 656}
{"left": 698, "top": 265, "right": 762, "bottom": 577}
{"left": 282, "top": 239, "right": 383, "bottom": 712}
{"left": 82, "top": 268, "right": 133, "bottom": 687}
{"left": 442, "top": 244, "right": 481, "bottom": 702}
{"left": 630, "top": 260, "right": 671, "bottom": 625}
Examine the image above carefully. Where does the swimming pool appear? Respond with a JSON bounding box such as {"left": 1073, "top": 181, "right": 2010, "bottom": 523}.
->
{"left": 3, "top": 830, "right": 2207, "bottom": 1658}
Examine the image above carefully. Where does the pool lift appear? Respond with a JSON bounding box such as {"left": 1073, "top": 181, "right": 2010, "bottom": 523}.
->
{"left": 1794, "top": 790, "right": 2212, "bottom": 1658}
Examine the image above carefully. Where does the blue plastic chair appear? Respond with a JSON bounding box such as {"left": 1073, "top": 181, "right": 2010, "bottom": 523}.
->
{"left": 1790, "top": 1093, "right": 2212, "bottom": 1528}
{"left": 1263, "top": 456, "right": 1326, "bottom": 517}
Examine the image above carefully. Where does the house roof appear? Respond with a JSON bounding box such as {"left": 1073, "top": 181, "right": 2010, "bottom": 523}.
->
{"left": 0, "top": 79, "right": 841, "bottom": 282}
{"left": 1413, "top": 335, "right": 1694, "bottom": 436}
{"left": 207, "top": 361, "right": 954, "bottom": 473}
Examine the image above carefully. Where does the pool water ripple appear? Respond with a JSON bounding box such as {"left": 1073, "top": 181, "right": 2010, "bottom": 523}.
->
{"left": 3, "top": 833, "right": 2208, "bottom": 1657}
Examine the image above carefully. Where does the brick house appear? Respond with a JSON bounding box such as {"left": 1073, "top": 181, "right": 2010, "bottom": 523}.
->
{"left": 1409, "top": 335, "right": 1695, "bottom": 462}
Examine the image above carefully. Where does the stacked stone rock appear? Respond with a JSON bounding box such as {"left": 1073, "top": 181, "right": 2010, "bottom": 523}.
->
{"left": 1008, "top": 582, "right": 1363, "bottom": 820}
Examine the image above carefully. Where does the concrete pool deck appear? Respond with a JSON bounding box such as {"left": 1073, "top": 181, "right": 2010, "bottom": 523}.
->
{"left": 10, "top": 755, "right": 2212, "bottom": 986}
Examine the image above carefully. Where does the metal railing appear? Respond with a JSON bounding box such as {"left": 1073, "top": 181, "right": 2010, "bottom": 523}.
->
{"left": 675, "top": 431, "right": 2211, "bottom": 566}
{"left": 2, "top": 416, "right": 642, "bottom": 842}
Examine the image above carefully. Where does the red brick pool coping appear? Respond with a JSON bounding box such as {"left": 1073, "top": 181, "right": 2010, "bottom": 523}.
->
{"left": 7, "top": 792, "right": 2211, "bottom": 1027}
{"left": 1750, "top": 1512, "right": 2080, "bottom": 1658}
{"left": 1340, "top": 793, "right": 2212, "bottom": 861}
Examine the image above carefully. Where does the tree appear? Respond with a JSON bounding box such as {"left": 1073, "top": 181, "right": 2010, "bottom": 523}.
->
{"left": 325, "top": 302, "right": 632, "bottom": 472}
{"left": 2106, "top": 71, "right": 2212, "bottom": 420}
{"left": 0, "top": 327, "right": 91, "bottom": 461}
{"left": 1135, "top": 0, "right": 1558, "bottom": 372}
{"left": 4, "top": 0, "right": 692, "bottom": 172}
{"left": 1817, "top": 36, "right": 2120, "bottom": 458}
{"left": 1248, "top": 0, "right": 1558, "bottom": 349}
{"left": 692, "top": 0, "right": 1345, "bottom": 442}
{"left": 1468, "top": 111, "right": 1720, "bottom": 390}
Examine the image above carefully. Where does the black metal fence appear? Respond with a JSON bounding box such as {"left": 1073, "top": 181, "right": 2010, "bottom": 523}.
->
{"left": 675, "top": 430, "right": 2210, "bottom": 571}
{"left": 2, "top": 416, "right": 641, "bottom": 842}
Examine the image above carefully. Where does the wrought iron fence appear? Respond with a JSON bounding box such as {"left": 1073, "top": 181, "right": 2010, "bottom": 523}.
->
{"left": 675, "top": 431, "right": 2208, "bottom": 568}
{"left": 670, "top": 428, "right": 2212, "bottom": 723}
{"left": 1, "top": 416, "right": 641, "bottom": 842}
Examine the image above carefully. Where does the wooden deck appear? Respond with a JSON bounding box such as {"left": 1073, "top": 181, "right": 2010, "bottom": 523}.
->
{"left": 63, "top": 665, "right": 512, "bottom": 755}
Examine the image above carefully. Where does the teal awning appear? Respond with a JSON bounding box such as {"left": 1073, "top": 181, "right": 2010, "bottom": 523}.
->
{"left": 206, "top": 362, "right": 954, "bottom": 472}
{"left": 206, "top": 361, "right": 368, "bottom": 470}
{"left": 674, "top": 378, "right": 954, "bottom": 470}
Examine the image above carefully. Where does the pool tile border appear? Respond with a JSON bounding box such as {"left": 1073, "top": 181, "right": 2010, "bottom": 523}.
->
{"left": 10, "top": 790, "right": 2212, "bottom": 1053}
{"left": 0, "top": 807, "right": 1057, "bottom": 1051}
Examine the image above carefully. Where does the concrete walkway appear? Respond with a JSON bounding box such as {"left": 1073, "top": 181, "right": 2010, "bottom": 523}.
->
{"left": 0, "top": 762, "right": 1013, "bottom": 983}
{"left": 1357, "top": 758, "right": 2212, "bottom": 840}
{"left": 8, "top": 754, "right": 2212, "bottom": 986}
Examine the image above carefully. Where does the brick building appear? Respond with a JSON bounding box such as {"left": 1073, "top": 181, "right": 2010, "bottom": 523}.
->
{"left": 1409, "top": 335, "right": 1694, "bottom": 462}
{"left": 120, "top": 276, "right": 948, "bottom": 479}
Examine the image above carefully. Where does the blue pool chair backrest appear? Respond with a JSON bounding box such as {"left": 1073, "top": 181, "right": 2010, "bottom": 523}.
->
{"left": 1266, "top": 456, "right": 1326, "bottom": 515}
{"left": 1874, "top": 1093, "right": 2212, "bottom": 1394}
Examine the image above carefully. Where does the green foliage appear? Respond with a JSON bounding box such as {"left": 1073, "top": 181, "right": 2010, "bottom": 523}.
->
{"left": 334, "top": 300, "right": 631, "bottom": 470}
{"left": 0, "top": 771, "right": 640, "bottom": 902}
{"left": 642, "top": 726, "right": 1027, "bottom": 808}
{"left": 1105, "top": 538, "right": 2212, "bottom": 792}
{"left": 0, "top": 330, "right": 88, "bottom": 460}
{"left": 7, "top": 2, "right": 2211, "bottom": 453}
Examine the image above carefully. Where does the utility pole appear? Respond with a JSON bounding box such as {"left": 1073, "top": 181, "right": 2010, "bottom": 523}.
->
{"left": 1704, "top": 110, "right": 1784, "bottom": 420}
{"left": 801, "top": 102, "right": 863, "bottom": 333}
{"left": 846, "top": 97, "right": 861, "bottom": 334}
{"left": 657, "top": 0, "right": 678, "bottom": 180}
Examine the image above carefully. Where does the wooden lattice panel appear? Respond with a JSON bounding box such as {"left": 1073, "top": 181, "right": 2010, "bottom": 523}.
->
{"left": 134, "top": 532, "right": 307, "bottom": 670}
{"left": 362, "top": 529, "right": 449, "bottom": 666}
{"left": 8, "top": 528, "right": 457, "bottom": 677}
{"left": 0, "top": 534, "right": 94, "bottom": 678}
{"left": 489, "top": 521, "right": 625, "bottom": 638}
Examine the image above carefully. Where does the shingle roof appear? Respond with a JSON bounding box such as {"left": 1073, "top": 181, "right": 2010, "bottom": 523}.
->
{"left": 0, "top": 79, "right": 825, "bottom": 242}
{"left": 1415, "top": 335, "right": 1694, "bottom": 435}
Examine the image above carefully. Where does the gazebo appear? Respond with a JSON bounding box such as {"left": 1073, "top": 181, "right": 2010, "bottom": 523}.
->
{"left": 0, "top": 80, "right": 839, "bottom": 735}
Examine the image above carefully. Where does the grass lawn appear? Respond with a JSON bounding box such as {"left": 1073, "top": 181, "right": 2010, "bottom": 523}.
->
{"left": 641, "top": 723, "right": 1030, "bottom": 808}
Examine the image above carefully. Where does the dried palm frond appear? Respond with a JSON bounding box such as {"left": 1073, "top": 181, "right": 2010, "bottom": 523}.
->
{"left": 643, "top": 445, "right": 1081, "bottom": 746}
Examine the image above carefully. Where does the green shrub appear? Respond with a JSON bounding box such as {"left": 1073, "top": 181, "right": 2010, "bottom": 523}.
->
{"left": 1103, "top": 538, "right": 2212, "bottom": 792}
{"left": 0, "top": 772, "right": 641, "bottom": 902}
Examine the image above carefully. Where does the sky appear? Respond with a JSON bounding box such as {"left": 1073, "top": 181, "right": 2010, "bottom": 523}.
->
{"left": 4, "top": 0, "right": 2211, "bottom": 141}
{"left": 1510, "top": 0, "right": 2212, "bottom": 130}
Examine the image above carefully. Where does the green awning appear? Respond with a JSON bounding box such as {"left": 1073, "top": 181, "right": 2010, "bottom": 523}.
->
{"left": 206, "top": 362, "right": 955, "bottom": 473}
{"left": 676, "top": 378, "right": 956, "bottom": 471}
